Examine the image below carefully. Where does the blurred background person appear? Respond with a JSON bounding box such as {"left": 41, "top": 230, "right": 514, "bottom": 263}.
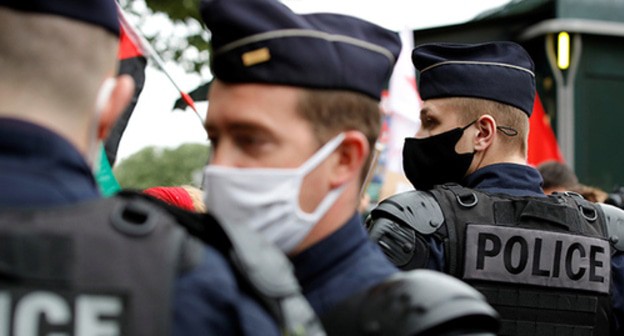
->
{"left": 538, "top": 160, "right": 608, "bottom": 202}
{"left": 537, "top": 160, "right": 578, "bottom": 194}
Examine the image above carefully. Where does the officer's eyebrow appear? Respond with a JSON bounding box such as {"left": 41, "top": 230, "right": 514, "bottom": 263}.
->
{"left": 207, "top": 121, "right": 278, "bottom": 142}
{"left": 228, "top": 122, "right": 274, "bottom": 136}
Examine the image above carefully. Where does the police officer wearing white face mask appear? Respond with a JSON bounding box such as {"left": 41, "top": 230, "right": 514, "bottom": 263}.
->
{"left": 199, "top": 3, "right": 501, "bottom": 335}
{"left": 367, "top": 41, "right": 624, "bottom": 335}
{"left": 200, "top": 0, "right": 402, "bottom": 316}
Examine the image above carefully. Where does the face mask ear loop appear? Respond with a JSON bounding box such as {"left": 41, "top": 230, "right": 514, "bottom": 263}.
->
{"left": 461, "top": 119, "right": 478, "bottom": 131}
{"left": 294, "top": 132, "right": 347, "bottom": 219}
{"left": 298, "top": 133, "right": 346, "bottom": 175}
{"left": 496, "top": 125, "right": 519, "bottom": 136}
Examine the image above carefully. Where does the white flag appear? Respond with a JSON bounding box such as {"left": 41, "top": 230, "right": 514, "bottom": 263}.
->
{"left": 383, "top": 28, "right": 421, "bottom": 174}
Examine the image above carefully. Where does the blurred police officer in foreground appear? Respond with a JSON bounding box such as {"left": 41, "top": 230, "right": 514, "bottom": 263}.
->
{"left": 0, "top": 1, "right": 319, "bottom": 335}
{"left": 199, "top": 0, "right": 499, "bottom": 334}
{"left": 367, "top": 41, "right": 624, "bottom": 335}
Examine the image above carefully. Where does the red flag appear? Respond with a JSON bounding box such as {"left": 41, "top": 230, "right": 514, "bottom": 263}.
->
{"left": 118, "top": 23, "right": 146, "bottom": 60}
{"left": 527, "top": 93, "right": 564, "bottom": 166}
{"left": 104, "top": 13, "right": 148, "bottom": 166}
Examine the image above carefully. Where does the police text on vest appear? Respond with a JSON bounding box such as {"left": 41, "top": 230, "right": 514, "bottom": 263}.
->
{"left": 0, "top": 290, "right": 126, "bottom": 336}
{"left": 463, "top": 225, "right": 610, "bottom": 293}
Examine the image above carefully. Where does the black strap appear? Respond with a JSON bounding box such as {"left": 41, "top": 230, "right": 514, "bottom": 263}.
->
{"left": 429, "top": 185, "right": 466, "bottom": 277}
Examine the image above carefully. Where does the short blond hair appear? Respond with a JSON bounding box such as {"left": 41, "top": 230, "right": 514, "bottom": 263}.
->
{"left": 0, "top": 8, "right": 118, "bottom": 116}
{"left": 452, "top": 97, "right": 529, "bottom": 156}
{"left": 296, "top": 89, "right": 381, "bottom": 181}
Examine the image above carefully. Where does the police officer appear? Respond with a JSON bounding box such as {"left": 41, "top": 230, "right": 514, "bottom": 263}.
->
{"left": 198, "top": 1, "right": 499, "bottom": 334}
{"left": 199, "top": 0, "right": 402, "bottom": 315}
{"left": 367, "top": 41, "right": 624, "bottom": 335}
{"left": 0, "top": 1, "right": 318, "bottom": 335}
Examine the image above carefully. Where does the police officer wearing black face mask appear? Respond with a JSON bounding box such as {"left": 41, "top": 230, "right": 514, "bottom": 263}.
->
{"left": 367, "top": 41, "right": 624, "bottom": 335}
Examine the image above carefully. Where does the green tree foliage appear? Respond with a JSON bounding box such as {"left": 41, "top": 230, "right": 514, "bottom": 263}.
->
{"left": 114, "top": 143, "right": 210, "bottom": 189}
{"left": 144, "top": 0, "right": 201, "bottom": 21}
{"left": 119, "top": 0, "right": 211, "bottom": 75}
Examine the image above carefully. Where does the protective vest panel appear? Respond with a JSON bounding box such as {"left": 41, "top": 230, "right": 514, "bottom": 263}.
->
{"left": 429, "top": 184, "right": 612, "bottom": 336}
{"left": 0, "top": 196, "right": 201, "bottom": 336}
{"left": 464, "top": 224, "right": 610, "bottom": 293}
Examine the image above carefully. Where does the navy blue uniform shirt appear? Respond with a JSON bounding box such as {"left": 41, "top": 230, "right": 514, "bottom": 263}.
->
{"left": 462, "top": 162, "right": 545, "bottom": 197}
{"left": 292, "top": 212, "right": 398, "bottom": 316}
{"left": 0, "top": 118, "right": 279, "bottom": 335}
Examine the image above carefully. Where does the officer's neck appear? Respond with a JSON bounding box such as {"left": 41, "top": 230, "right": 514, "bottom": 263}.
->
{"left": 467, "top": 145, "right": 526, "bottom": 176}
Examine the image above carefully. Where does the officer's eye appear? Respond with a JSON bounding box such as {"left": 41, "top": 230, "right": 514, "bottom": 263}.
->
{"left": 233, "top": 133, "right": 272, "bottom": 156}
{"left": 421, "top": 117, "right": 438, "bottom": 129}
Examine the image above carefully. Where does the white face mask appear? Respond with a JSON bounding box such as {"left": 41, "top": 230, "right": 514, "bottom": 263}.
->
{"left": 202, "top": 133, "right": 347, "bottom": 253}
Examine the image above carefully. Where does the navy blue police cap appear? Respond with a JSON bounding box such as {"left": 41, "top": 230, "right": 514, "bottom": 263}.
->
{"left": 0, "top": 0, "right": 119, "bottom": 36}
{"left": 200, "top": 0, "right": 401, "bottom": 100}
{"left": 412, "top": 42, "right": 536, "bottom": 116}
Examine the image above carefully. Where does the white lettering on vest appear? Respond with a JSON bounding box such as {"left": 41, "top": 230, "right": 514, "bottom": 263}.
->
{"left": 0, "top": 290, "right": 124, "bottom": 336}
{"left": 15, "top": 291, "right": 71, "bottom": 336}
{"left": 0, "top": 293, "right": 10, "bottom": 336}
{"left": 76, "top": 295, "right": 123, "bottom": 336}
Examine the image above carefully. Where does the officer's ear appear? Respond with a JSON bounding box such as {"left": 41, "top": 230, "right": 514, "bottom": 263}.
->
{"left": 473, "top": 115, "right": 496, "bottom": 151}
{"left": 329, "top": 130, "right": 369, "bottom": 188}
{"left": 97, "top": 74, "right": 135, "bottom": 141}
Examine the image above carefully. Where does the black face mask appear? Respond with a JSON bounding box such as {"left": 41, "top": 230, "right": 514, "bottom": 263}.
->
{"left": 402, "top": 121, "right": 475, "bottom": 191}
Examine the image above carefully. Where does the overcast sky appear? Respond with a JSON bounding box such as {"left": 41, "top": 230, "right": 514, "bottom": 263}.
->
{"left": 115, "top": 0, "right": 512, "bottom": 162}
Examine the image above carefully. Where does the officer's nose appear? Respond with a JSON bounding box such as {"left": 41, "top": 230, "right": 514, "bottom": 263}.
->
{"left": 209, "top": 146, "right": 226, "bottom": 166}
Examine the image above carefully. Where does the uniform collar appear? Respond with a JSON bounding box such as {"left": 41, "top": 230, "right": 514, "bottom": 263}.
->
{"left": 291, "top": 213, "right": 365, "bottom": 287}
{"left": 462, "top": 163, "right": 545, "bottom": 197}
{"left": 0, "top": 118, "right": 100, "bottom": 206}
{"left": 0, "top": 118, "right": 90, "bottom": 167}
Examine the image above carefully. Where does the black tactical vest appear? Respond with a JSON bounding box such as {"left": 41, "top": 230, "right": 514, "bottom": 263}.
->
{"left": 0, "top": 195, "right": 204, "bottom": 336}
{"left": 430, "top": 184, "right": 612, "bottom": 336}
{"left": 0, "top": 192, "right": 325, "bottom": 336}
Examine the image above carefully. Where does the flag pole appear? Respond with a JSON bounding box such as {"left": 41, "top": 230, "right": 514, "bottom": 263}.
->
{"left": 116, "top": 5, "right": 205, "bottom": 128}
